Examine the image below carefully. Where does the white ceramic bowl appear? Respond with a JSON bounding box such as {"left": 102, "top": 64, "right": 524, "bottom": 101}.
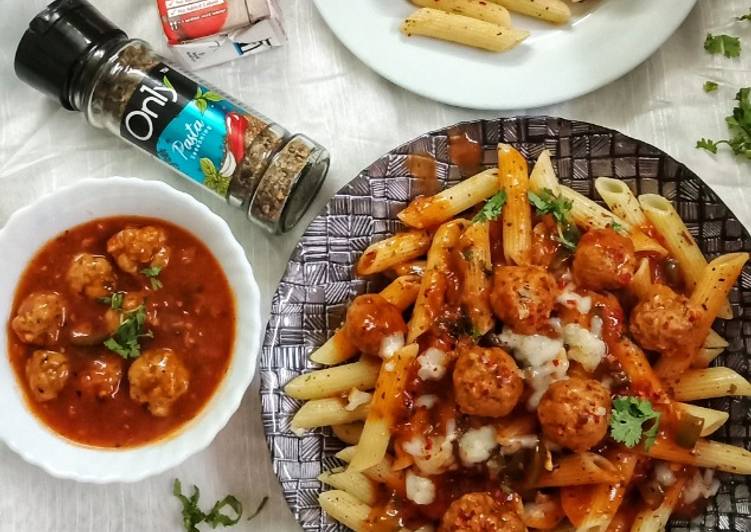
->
{"left": 0, "top": 177, "right": 261, "bottom": 483}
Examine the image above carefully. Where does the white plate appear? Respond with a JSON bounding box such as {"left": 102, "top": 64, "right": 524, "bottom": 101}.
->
{"left": 0, "top": 177, "right": 261, "bottom": 483}
{"left": 313, "top": 0, "right": 697, "bottom": 109}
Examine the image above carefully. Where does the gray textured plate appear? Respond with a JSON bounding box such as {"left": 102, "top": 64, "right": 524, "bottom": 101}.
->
{"left": 260, "top": 116, "right": 751, "bottom": 531}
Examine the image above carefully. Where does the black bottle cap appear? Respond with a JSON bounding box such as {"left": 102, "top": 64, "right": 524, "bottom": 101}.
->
{"left": 14, "top": 0, "right": 126, "bottom": 110}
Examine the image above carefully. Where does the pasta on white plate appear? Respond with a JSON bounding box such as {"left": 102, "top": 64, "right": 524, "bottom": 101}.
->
{"left": 286, "top": 146, "right": 750, "bottom": 531}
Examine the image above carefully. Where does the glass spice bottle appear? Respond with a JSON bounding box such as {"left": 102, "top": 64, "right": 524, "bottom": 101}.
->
{"left": 14, "top": 0, "right": 329, "bottom": 234}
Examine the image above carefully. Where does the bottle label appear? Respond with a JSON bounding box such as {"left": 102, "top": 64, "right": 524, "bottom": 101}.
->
{"left": 119, "top": 62, "right": 261, "bottom": 197}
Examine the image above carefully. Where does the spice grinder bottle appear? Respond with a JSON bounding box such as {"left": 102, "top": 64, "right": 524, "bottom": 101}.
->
{"left": 14, "top": 0, "right": 329, "bottom": 234}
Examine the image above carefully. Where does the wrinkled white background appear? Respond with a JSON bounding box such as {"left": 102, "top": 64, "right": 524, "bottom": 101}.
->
{"left": 0, "top": 0, "right": 750, "bottom": 530}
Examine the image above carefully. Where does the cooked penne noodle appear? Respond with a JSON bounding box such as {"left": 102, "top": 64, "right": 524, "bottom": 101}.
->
{"left": 642, "top": 438, "right": 751, "bottom": 475}
{"left": 398, "top": 168, "right": 499, "bottom": 229}
{"left": 284, "top": 357, "right": 381, "bottom": 400}
{"left": 694, "top": 329, "right": 729, "bottom": 368}
{"left": 499, "top": 143, "right": 533, "bottom": 265}
{"left": 332, "top": 422, "right": 364, "bottom": 445}
{"left": 408, "top": 220, "right": 467, "bottom": 342}
{"left": 528, "top": 150, "right": 560, "bottom": 194}
{"left": 318, "top": 490, "right": 371, "bottom": 531}
{"left": 356, "top": 230, "right": 431, "bottom": 276}
{"left": 594, "top": 177, "right": 647, "bottom": 227}
{"left": 458, "top": 220, "right": 494, "bottom": 335}
{"left": 703, "top": 329, "right": 730, "bottom": 350}
{"left": 349, "top": 344, "right": 419, "bottom": 472}
{"left": 400, "top": 8, "right": 529, "bottom": 53}
{"left": 310, "top": 275, "right": 420, "bottom": 365}
{"left": 629, "top": 257, "right": 653, "bottom": 301}
{"left": 410, "top": 0, "right": 512, "bottom": 26}
{"left": 336, "top": 447, "right": 405, "bottom": 492}
{"left": 639, "top": 193, "right": 732, "bottom": 319}
{"left": 574, "top": 451, "right": 637, "bottom": 532}
{"left": 391, "top": 259, "right": 427, "bottom": 277}
{"left": 629, "top": 228, "right": 669, "bottom": 257}
{"left": 668, "top": 367, "right": 751, "bottom": 401}
{"left": 534, "top": 453, "right": 621, "bottom": 488}
{"left": 319, "top": 469, "right": 378, "bottom": 505}
{"left": 488, "top": 0, "right": 571, "bottom": 24}
{"left": 676, "top": 402, "right": 729, "bottom": 437}
{"left": 522, "top": 494, "right": 564, "bottom": 529}
{"left": 631, "top": 475, "right": 687, "bottom": 532}
{"left": 290, "top": 398, "right": 369, "bottom": 431}
{"left": 610, "top": 337, "right": 667, "bottom": 399}
{"left": 495, "top": 414, "right": 538, "bottom": 441}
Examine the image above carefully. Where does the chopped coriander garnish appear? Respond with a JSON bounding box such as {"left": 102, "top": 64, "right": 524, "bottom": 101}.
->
{"left": 472, "top": 190, "right": 507, "bottom": 223}
{"left": 103, "top": 305, "right": 152, "bottom": 359}
{"left": 97, "top": 291, "right": 124, "bottom": 309}
{"left": 609, "top": 220, "right": 625, "bottom": 234}
{"left": 172, "top": 479, "right": 264, "bottom": 532}
{"left": 704, "top": 33, "right": 741, "bottom": 58}
{"left": 737, "top": 9, "right": 751, "bottom": 22}
{"left": 704, "top": 81, "right": 719, "bottom": 93}
{"left": 247, "top": 496, "right": 269, "bottom": 521}
{"left": 696, "top": 88, "right": 751, "bottom": 159}
{"left": 527, "top": 188, "right": 581, "bottom": 251}
{"left": 610, "top": 396, "right": 661, "bottom": 451}
{"left": 141, "top": 265, "right": 163, "bottom": 290}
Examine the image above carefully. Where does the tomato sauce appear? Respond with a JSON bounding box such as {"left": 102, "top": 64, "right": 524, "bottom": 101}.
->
{"left": 7, "top": 216, "right": 235, "bottom": 448}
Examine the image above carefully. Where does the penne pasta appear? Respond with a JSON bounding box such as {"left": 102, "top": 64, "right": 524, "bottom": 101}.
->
{"left": 356, "top": 230, "right": 431, "bottom": 276}
{"left": 639, "top": 193, "right": 732, "bottom": 319}
{"left": 410, "top": 0, "right": 512, "bottom": 26}
{"left": 318, "top": 490, "right": 371, "bottom": 531}
{"left": 631, "top": 474, "right": 687, "bottom": 532}
{"left": 534, "top": 453, "right": 621, "bottom": 488}
{"left": 408, "top": 220, "right": 467, "bottom": 342}
{"left": 332, "top": 422, "right": 364, "bottom": 445}
{"left": 488, "top": 0, "right": 571, "bottom": 24}
{"left": 642, "top": 438, "right": 751, "bottom": 475}
{"left": 290, "top": 398, "right": 369, "bottom": 431}
{"left": 391, "top": 259, "right": 427, "bottom": 277}
{"left": 629, "top": 257, "right": 653, "bottom": 301}
{"left": 668, "top": 367, "right": 751, "bottom": 401}
{"left": 458, "top": 220, "right": 494, "bottom": 335}
{"left": 284, "top": 357, "right": 381, "bottom": 400}
{"left": 574, "top": 451, "right": 637, "bottom": 532}
{"left": 398, "top": 168, "right": 499, "bottom": 228}
{"left": 349, "top": 344, "right": 419, "bottom": 472}
{"left": 528, "top": 150, "right": 560, "bottom": 194}
{"left": 594, "top": 177, "right": 647, "bottom": 227}
{"left": 336, "top": 447, "right": 405, "bottom": 492}
{"left": 610, "top": 338, "right": 667, "bottom": 400}
{"left": 498, "top": 143, "right": 533, "bottom": 265}
{"left": 319, "top": 469, "right": 378, "bottom": 506}
{"left": 676, "top": 403, "right": 729, "bottom": 437}
{"left": 693, "top": 328, "right": 729, "bottom": 368}
{"left": 400, "top": 8, "right": 529, "bottom": 53}
{"left": 310, "top": 275, "right": 420, "bottom": 365}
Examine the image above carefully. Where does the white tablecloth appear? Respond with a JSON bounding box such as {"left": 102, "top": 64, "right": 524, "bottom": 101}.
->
{"left": 1, "top": 1, "right": 749, "bottom": 530}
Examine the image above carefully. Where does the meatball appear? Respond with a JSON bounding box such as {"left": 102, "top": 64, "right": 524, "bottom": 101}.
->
{"left": 128, "top": 348, "right": 189, "bottom": 417}
{"left": 66, "top": 253, "right": 115, "bottom": 299}
{"left": 344, "top": 294, "right": 407, "bottom": 358}
{"left": 26, "top": 350, "right": 70, "bottom": 402}
{"left": 439, "top": 493, "right": 526, "bottom": 532}
{"left": 11, "top": 291, "right": 66, "bottom": 346}
{"left": 537, "top": 377, "right": 611, "bottom": 452}
{"left": 78, "top": 355, "right": 123, "bottom": 399}
{"left": 107, "top": 226, "right": 170, "bottom": 274}
{"left": 572, "top": 228, "right": 637, "bottom": 291}
{"left": 453, "top": 345, "right": 523, "bottom": 418}
{"left": 490, "top": 266, "right": 558, "bottom": 335}
{"left": 629, "top": 285, "right": 703, "bottom": 353}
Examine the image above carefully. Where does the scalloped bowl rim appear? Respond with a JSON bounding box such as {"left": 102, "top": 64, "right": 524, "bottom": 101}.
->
{"left": 0, "top": 177, "right": 261, "bottom": 483}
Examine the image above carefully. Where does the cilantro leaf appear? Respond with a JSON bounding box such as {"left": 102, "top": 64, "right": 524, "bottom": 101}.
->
{"left": 172, "top": 479, "right": 261, "bottom": 532}
{"left": 103, "top": 305, "right": 152, "bottom": 359}
{"left": 141, "top": 266, "right": 164, "bottom": 290}
{"left": 247, "top": 496, "right": 268, "bottom": 521}
{"left": 528, "top": 188, "right": 581, "bottom": 250}
{"left": 609, "top": 220, "right": 625, "bottom": 234}
{"left": 704, "top": 33, "right": 741, "bottom": 58}
{"left": 697, "top": 88, "right": 751, "bottom": 159}
{"left": 737, "top": 9, "right": 751, "bottom": 21}
{"left": 610, "top": 396, "right": 662, "bottom": 451}
{"left": 173, "top": 479, "right": 206, "bottom": 532}
{"left": 696, "top": 138, "right": 720, "bottom": 154}
{"left": 472, "top": 190, "right": 507, "bottom": 223}
{"left": 704, "top": 81, "right": 719, "bottom": 93}
{"left": 205, "top": 495, "right": 243, "bottom": 528}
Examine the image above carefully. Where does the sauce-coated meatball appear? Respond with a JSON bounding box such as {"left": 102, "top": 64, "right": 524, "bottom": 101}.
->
{"left": 26, "top": 350, "right": 70, "bottom": 402}
{"left": 572, "top": 228, "right": 636, "bottom": 291}
{"left": 128, "top": 348, "right": 189, "bottom": 417}
{"left": 344, "top": 294, "right": 407, "bottom": 358}
{"left": 439, "top": 492, "right": 526, "bottom": 532}
{"left": 453, "top": 345, "right": 523, "bottom": 417}
{"left": 107, "top": 226, "right": 170, "bottom": 275}
{"left": 78, "top": 355, "right": 123, "bottom": 399}
{"left": 538, "top": 377, "right": 611, "bottom": 452}
{"left": 11, "top": 291, "right": 66, "bottom": 346}
{"left": 629, "top": 285, "right": 703, "bottom": 353}
{"left": 66, "top": 253, "right": 115, "bottom": 299}
{"left": 490, "top": 266, "right": 557, "bottom": 335}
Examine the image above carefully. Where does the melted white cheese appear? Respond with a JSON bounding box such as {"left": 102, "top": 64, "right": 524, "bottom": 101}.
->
{"left": 458, "top": 426, "right": 497, "bottom": 465}
{"left": 497, "top": 327, "right": 564, "bottom": 368}
{"left": 345, "top": 388, "right": 372, "bottom": 411}
{"left": 556, "top": 284, "right": 592, "bottom": 314}
{"left": 415, "top": 394, "right": 439, "bottom": 409}
{"left": 379, "top": 332, "right": 405, "bottom": 360}
{"left": 405, "top": 471, "right": 436, "bottom": 505}
{"left": 563, "top": 323, "right": 606, "bottom": 373}
{"left": 683, "top": 469, "right": 720, "bottom": 505}
{"left": 417, "top": 347, "right": 448, "bottom": 381}
{"left": 525, "top": 348, "right": 570, "bottom": 410}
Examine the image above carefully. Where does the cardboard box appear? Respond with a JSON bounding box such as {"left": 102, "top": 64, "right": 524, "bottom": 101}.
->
{"left": 157, "top": 0, "right": 286, "bottom": 70}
